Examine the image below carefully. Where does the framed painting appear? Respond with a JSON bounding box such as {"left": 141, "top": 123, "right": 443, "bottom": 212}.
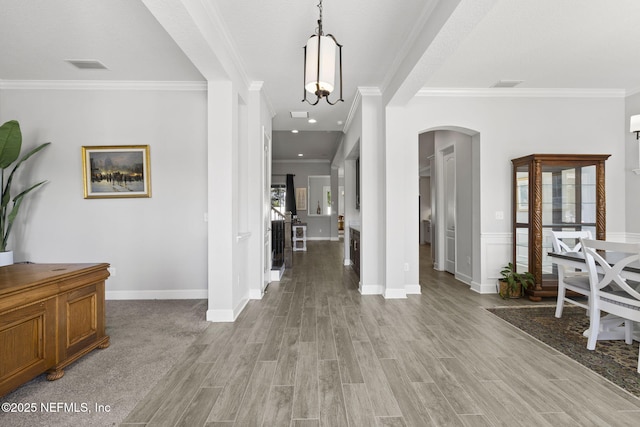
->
{"left": 295, "top": 187, "right": 307, "bottom": 210}
{"left": 82, "top": 145, "right": 151, "bottom": 199}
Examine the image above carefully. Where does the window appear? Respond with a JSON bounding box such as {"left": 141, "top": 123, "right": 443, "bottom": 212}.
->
{"left": 271, "top": 184, "right": 286, "bottom": 215}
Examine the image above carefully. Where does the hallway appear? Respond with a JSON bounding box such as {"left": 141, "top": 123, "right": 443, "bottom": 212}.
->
{"left": 123, "top": 241, "right": 640, "bottom": 426}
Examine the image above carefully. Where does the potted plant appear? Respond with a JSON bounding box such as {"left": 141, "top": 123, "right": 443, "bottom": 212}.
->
{"left": 0, "top": 120, "right": 50, "bottom": 266}
{"left": 497, "top": 262, "right": 535, "bottom": 299}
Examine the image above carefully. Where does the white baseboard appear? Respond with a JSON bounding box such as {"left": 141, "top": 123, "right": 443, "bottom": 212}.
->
{"left": 331, "top": 237, "right": 340, "bottom": 241}
{"left": 384, "top": 288, "right": 407, "bottom": 299}
{"left": 270, "top": 265, "right": 284, "bottom": 281}
{"left": 360, "top": 284, "right": 383, "bottom": 295}
{"left": 106, "top": 289, "right": 207, "bottom": 300}
{"left": 307, "top": 237, "right": 332, "bottom": 241}
{"left": 405, "top": 284, "right": 421, "bottom": 295}
{"left": 344, "top": 258, "right": 351, "bottom": 266}
{"left": 249, "top": 289, "right": 264, "bottom": 300}
{"left": 471, "top": 280, "right": 496, "bottom": 294}
{"left": 455, "top": 272, "right": 472, "bottom": 286}
{"left": 206, "top": 297, "right": 249, "bottom": 322}
{"left": 206, "top": 309, "right": 235, "bottom": 322}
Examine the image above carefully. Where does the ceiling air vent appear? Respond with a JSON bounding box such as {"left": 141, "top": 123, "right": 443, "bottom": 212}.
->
{"left": 65, "top": 60, "right": 109, "bottom": 70}
{"left": 491, "top": 80, "right": 523, "bottom": 88}
{"left": 290, "top": 111, "right": 309, "bottom": 119}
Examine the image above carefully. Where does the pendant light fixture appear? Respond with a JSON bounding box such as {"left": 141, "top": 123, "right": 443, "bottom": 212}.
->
{"left": 302, "top": 0, "right": 343, "bottom": 105}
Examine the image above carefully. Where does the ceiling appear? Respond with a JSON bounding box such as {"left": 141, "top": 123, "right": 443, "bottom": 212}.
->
{"left": 2, "top": 0, "right": 640, "bottom": 161}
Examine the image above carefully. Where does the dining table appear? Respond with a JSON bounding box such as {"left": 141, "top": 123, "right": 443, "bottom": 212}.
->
{"left": 548, "top": 250, "right": 640, "bottom": 342}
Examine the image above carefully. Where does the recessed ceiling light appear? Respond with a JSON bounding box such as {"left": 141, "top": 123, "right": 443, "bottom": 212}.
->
{"left": 337, "top": 120, "right": 344, "bottom": 125}
{"left": 298, "top": 153, "right": 304, "bottom": 157}
{"left": 291, "top": 129, "right": 299, "bottom": 133}
{"left": 308, "top": 119, "right": 317, "bottom": 124}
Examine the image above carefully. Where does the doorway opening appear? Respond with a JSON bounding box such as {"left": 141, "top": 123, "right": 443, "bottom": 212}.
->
{"left": 418, "top": 128, "right": 480, "bottom": 289}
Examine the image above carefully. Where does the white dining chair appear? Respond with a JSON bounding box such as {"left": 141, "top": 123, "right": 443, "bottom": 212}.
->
{"left": 551, "top": 230, "right": 593, "bottom": 318}
{"left": 581, "top": 238, "right": 640, "bottom": 372}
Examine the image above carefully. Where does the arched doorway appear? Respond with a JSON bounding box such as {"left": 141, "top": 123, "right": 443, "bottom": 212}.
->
{"left": 418, "top": 127, "right": 480, "bottom": 289}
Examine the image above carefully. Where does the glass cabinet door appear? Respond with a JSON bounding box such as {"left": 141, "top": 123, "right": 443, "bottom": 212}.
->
{"left": 514, "top": 166, "right": 529, "bottom": 274}
{"left": 540, "top": 164, "right": 597, "bottom": 285}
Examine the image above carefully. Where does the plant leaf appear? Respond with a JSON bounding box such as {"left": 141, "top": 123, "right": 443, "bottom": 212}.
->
{"left": 0, "top": 120, "right": 22, "bottom": 169}
{"left": 4, "top": 181, "right": 47, "bottom": 244}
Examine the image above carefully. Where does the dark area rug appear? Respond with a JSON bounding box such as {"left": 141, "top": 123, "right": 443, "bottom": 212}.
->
{"left": 486, "top": 305, "right": 640, "bottom": 397}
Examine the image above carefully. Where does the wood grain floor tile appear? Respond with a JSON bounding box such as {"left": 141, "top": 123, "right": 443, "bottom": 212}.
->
{"left": 354, "top": 341, "right": 401, "bottom": 417}
{"left": 175, "top": 387, "right": 222, "bottom": 427}
{"left": 207, "top": 343, "right": 263, "bottom": 422}
{"left": 412, "top": 382, "right": 464, "bottom": 427}
{"left": 300, "top": 307, "right": 317, "bottom": 342}
{"left": 316, "top": 315, "right": 337, "bottom": 360}
{"left": 378, "top": 358, "right": 433, "bottom": 426}
{"left": 122, "top": 344, "right": 207, "bottom": 424}
{"left": 343, "top": 383, "right": 376, "bottom": 427}
{"left": 147, "top": 362, "right": 214, "bottom": 427}
{"left": 262, "top": 385, "right": 294, "bottom": 427}
{"left": 273, "top": 328, "right": 300, "bottom": 386}
{"left": 234, "top": 361, "right": 277, "bottom": 427}
{"left": 292, "top": 341, "right": 319, "bottom": 419}
{"left": 376, "top": 416, "right": 407, "bottom": 426}
{"left": 334, "top": 326, "right": 364, "bottom": 384}
{"left": 122, "top": 242, "right": 640, "bottom": 427}
{"left": 318, "top": 359, "right": 349, "bottom": 427}
{"left": 258, "top": 315, "right": 287, "bottom": 361}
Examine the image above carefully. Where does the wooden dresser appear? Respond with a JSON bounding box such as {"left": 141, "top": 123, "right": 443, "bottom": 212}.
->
{"left": 0, "top": 263, "right": 110, "bottom": 397}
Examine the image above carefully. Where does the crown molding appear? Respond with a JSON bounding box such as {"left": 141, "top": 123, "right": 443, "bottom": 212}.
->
{"left": 343, "top": 89, "right": 362, "bottom": 134}
{"left": 415, "top": 87, "right": 626, "bottom": 98}
{"left": 0, "top": 80, "right": 207, "bottom": 91}
{"left": 626, "top": 86, "right": 640, "bottom": 97}
{"left": 249, "top": 80, "right": 276, "bottom": 118}
{"left": 273, "top": 159, "right": 331, "bottom": 164}
{"left": 201, "top": 0, "right": 251, "bottom": 91}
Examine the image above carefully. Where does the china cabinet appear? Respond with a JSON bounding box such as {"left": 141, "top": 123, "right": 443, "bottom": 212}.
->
{"left": 511, "top": 154, "right": 609, "bottom": 301}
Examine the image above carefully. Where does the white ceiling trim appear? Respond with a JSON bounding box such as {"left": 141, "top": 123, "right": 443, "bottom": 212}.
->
{"left": 416, "top": 87, "right": 626, "bottom": 98}
{"left": 273, "top": 159, "right": 331, "bottom": 164}
{"left": 342, "top": 88, "right": 362, "bottom": 135}
{"left": 0, "top": 80, "right": 207, "bottom": 91}
{"left": 379, "top": 0, "right": 440, "bottom": 95}
{"left": 248, "top": 81, "right": 276, "bottom": 119}
{"left": 199, "top": 0, "right": 251, "bottom": 90}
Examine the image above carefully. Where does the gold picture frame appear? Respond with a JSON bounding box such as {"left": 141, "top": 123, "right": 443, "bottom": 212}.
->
{"left": 82, "top": 145, "right": 151, "bottom": 199}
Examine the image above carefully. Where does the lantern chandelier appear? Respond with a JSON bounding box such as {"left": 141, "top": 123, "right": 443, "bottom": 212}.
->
{"left": 302, "top": 0, "right": 344, "bottom": 105}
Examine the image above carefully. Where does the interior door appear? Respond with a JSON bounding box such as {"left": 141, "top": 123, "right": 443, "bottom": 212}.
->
{"left": 262, "top": 128, "right": 272, "bottom": 292}
{"left": 444, "top": 149, "right": 456, "bottom": 274}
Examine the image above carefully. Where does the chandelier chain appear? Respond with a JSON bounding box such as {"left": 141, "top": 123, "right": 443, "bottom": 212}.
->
{"left": 316, "top": 0, "right": 323, "bottom": 35}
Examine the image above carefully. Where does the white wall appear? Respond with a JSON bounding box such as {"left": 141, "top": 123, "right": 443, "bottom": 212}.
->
{"left": 393, "top": 92, "right": 626, "bottom": 292}
{"left": 625, "top": 92, "right": 640, "bottom": 237}
{"left": 271, "top": 161, "right": 332, "bottom": 239}
{"left": 0, "top": 85, "right": 208, "bottom": 299}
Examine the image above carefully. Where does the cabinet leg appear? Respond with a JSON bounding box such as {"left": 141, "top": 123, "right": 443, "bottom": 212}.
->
{"left": 98, "top": 337, "right": 110, "bottom": 349}
{"left": 46, "top": 369, "right": 65, "bottom": 381}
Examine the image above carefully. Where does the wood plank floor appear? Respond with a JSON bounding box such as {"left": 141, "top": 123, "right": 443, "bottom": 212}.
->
{"left": 121, "top": 241, "right": 640, "bottom": 426}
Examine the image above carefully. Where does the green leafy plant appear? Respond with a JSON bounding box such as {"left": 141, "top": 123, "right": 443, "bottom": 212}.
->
{"left": 498, "top": 262, "right": 535, "bottom": 299}
{"left": 0, "top": 120, "right": 50, "bottom": 253}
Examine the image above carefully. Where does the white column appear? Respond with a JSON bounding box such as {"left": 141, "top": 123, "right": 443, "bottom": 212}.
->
{"left": 207, "top": 81, "right": 237, "bottom": 321}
